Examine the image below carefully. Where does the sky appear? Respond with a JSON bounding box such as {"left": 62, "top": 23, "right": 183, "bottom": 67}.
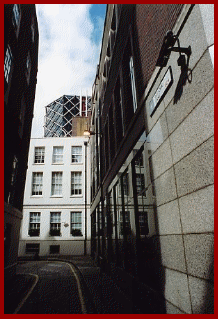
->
{"left": 31, "top": 4, "right": 107, "bottom": 138}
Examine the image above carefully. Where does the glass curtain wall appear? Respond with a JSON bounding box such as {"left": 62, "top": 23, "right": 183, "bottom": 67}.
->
{"left": 91, "top": 130, "right": 158, "bottom": 280}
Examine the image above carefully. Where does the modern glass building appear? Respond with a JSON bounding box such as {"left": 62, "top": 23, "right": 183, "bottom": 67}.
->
{"left": 44, "top": 94, "right": 92, "bottom": 137}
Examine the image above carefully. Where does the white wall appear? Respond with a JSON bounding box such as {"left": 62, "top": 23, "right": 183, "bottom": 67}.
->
{"left": 19, "top": 136, "right": 91, "bottom": 256}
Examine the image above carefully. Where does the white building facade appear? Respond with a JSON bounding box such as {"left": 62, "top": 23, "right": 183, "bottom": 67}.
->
{"left": 18, "top": 136, "right": 91, "bottom": 257}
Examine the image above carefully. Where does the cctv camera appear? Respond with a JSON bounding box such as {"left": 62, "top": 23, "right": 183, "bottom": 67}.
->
{"left": 156, "top": 31, "right": 177, "bottom": 67}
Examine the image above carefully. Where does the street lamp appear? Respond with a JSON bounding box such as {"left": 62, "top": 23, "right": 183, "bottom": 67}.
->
{"left": 83, "top": 129, "right": 101, "bottom": 256}
{"left": 83, "top": 129, "right": 96, "bottom": 137}
{"left": 84, "top": 140, "right": 88, "bottom": 256}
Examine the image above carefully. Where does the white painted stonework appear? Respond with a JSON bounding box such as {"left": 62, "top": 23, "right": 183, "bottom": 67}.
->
{"left": 18, "top": 136, "right": 91, "bottom": 256}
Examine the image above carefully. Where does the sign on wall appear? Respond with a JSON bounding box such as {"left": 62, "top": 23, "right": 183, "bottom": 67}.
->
{"left": 149, "top": 66, "right": 173, "bottom": 116}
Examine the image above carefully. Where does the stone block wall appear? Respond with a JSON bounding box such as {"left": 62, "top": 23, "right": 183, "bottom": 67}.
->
{"left": 144, "top": 4, "right": 214, "bottom": 314}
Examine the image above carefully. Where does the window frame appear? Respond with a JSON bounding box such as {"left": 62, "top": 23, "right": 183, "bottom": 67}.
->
{"left": 29, "top": 212, "right": 41, "bottom": 237}
{"left": 31, "top": 17, "right": 35, "bottom": 42}
{"left": 34, "top": 147, "right": 45, "bottom": 164}
{"left": 71, "top": 171, "right": 82, "bottom": 196}
{"left": 32, "top": 172, "right": 43, "bottom": 196}
{"left": 51, "top": 171, "right": 63, "bottom": 196}
{"left": 50, "top": 212, "right": 61, "bottom": 236}
{"left": 49, "top": 245, "right": 60, "bottom": 254}
{"left": 71, "top": 146, "right": 82, "bottom": 164}
{"left": 25, "top": 51, "right": 31, "bottom": 84}
{"left": 25, "top": 243, "right": 40, "bottom": 254}
{"left": 52, "top": 146, "right": 64, "bottom": 164}
{"left": 12, "top": 4, "right": 21, "bottom": 34}
{"left": 129, "top": 55, "right": 137, "bottom": 112}
{"left": 4, "top": 45, "right": 13, "bottom": 83}
{"left": 71, "top": 212, "right": 83, "bottom": 237}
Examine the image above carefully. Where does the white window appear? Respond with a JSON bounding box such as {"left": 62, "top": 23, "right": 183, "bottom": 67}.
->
{"left": 71, "top": 172, "right": 82, "bottom": 195}
{"left": 32, "top": 172, "right": 43, "bottom": 195}
{"left": 12, "top": 4, "right": 21, "bottom": 31}
{"left": 129, "top": 56, "right": 137, "bottom": 112}
{"left": 72, "top": 146, "right": 82, "bottom": 163}
{"left": 50, "top": 212, "right": 61, "bottom": 236}
{"left": 51, "top": 172, "right": 62, "bottom": 196}
{"left": 71, "top": 212, "right": 83, "bottom": 236}
{"left": 34, "top": 147, "right": 45, "bottom": 164}
{"left": 29, "top": 212, "right": 40, "bottom": 236}
{"left": 53, "top": 146, "right": 63, "bottom": 164}
{"left": 4, "top": 46, "right": 13, "bottom": 83}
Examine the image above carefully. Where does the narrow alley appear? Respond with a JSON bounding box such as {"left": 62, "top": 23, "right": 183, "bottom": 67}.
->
{"left": 4, "top": 4, "right": 214, "bottom": 314}
{"left": 5, "top": 256, "right": 165, "bottom": 314}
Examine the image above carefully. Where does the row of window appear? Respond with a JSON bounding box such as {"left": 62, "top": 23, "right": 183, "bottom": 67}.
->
{"left": 4, "top": 5, "right": 34, "bottom": 84}
{"left": 28, "top": 212, "right": 83, "bottom": 237}
{"left": 26, "top": 243, "right": 61, "bottom": 255}
{"left": 32, "top": 171, "right": 82, "bottom": 196}
{"left": 34, "top": 146, "right": 83, "bottom": 164}
{"left": 91, "top": 33, "right": 138, "bottom": 187}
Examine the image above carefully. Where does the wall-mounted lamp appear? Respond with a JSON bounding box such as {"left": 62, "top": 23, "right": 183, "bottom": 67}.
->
{"left": 156, "top": 31, "right": 191, "bottom": 68}
{"left": 83, "top": 130, "right": 96, "bottom": 137}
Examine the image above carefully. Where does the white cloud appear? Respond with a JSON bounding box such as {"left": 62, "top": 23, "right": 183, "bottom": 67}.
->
{"left": 31, "top": 4, "right": 102, "bottom": 138}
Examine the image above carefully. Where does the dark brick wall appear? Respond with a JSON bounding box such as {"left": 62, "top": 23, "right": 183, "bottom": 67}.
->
{"left": 134, "top": 4, "right": 184, "bottom": 96}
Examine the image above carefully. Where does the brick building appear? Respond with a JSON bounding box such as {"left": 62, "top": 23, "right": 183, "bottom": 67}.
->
{"left": 89, "top": 4, "right": 214, "bottom": 314}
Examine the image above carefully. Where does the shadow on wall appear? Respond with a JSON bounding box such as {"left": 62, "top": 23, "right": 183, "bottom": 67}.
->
{"left": 173, "top": 51, "right": 192, "bottom": 104}
{"left": 200, "top": 245, "right": 214, "bottom": 314}
{"left": 129, "top": 6, "right": 166, "bottom": 314}
{"left": 39, "top": 230, "right": 86, "bottom": 257}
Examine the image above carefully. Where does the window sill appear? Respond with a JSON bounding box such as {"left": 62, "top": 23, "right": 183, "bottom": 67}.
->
{"left": 71, "top": 236, "right": 84, "bottom": 238}
{"left": 28, "top": 235, "right": 40, "bottom": 237}
{"left": 71, "top": 162, "right": 83, "bottom": 165}
{"left": 33, "top": 163, "right": 45, "bottom": 165}
{"left": 50, "top": 195, "right": 63, "bottom": 198}
{"left": 52, "top": 163, "right": 63, "bottom": 165}
{"left": 70, "top": 195, "right": 83, "bottom": 198}
{"left": 31, "top": 195, "right": 43, "bottom": 198}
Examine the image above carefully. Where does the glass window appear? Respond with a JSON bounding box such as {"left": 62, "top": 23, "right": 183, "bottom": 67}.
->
{"left": 138, "top": 211, "right": 149, "bottom": 236}
{"left": 129, "top": 56, "right": 137, "bottom": 112}
{"left": 26, "top": 52, "right": 31, "bottom": 84}
{"left": 34, "top": 147, "right": 45, "bottom": 164}
{"left": 119, "top": 211, "right": 131, "bottom": 236}
{"left": 4, "top": 46, "right": 13, "bottom": 83}
{"left": 29, "top": 212, "right": 40, "bottom": 236}
{"left": 122, "top": 172, "right": 129, "bottom": 196}
{"left": 72, "top": 146, "right": 82, "bottom": 163}
{"left": 10, "top": 155, "right": 18, "bottom": 187}
{"left": 71, "top": 172, "right": 82, "bottom": 195}
{"left": 51, "top": 172, "right": 62, "bottom": 196}
{"left": 50, "top": 212, "right": 61, "bottom": 236}
{"left": 31, "top": 18, "right": 35, "bottom": 42}
{"left": 25, "top": 243, "right": 39, "bottom": 254}
{"left": 12, "top": 4, "right": 20, "bottom": 30}
{"left": 71, "top": 212, "right": 82, "bottom": 236}
{"left": 50, "top": 245, "right": 60, "bottom": 254}
{"left": 53, "top": 146, "right": 63, "bottom": 163}
{"left": 133, "top": 149, "right": 144, "bottom": 167}
{"left": 136, "top": 173, "right": 145, "bottom": 195}
{"left": 32, "top": 172, "right": 43, "bottom": 195}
